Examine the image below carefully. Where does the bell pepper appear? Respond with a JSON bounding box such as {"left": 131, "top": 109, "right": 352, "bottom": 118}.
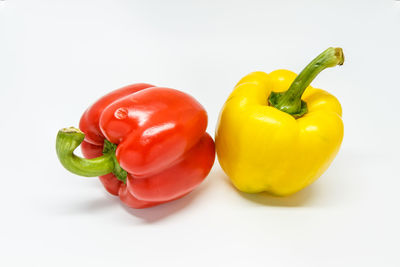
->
{"left": 216, "top": 47, "right": 344, "bottom": 196}
{"left": 56, "top": 83, "right": 215, "bottom": 208}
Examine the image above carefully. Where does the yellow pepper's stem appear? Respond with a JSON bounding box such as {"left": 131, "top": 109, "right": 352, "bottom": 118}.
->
{"left": 269, "top": 47, "right": 344, "bottom": 118}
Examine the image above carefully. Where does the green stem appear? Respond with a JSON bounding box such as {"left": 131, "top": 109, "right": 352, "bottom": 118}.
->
{"left": 268, "top": 47, "right": 344, "bottom": 118}
{"left": 56, "top": 127, "right": 127, "bottom": 183}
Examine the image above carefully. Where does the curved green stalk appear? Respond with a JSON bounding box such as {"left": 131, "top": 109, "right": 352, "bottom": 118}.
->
{"left": 56, "top": 127, "right": 127, "bottom": 183}
{"left": 269, "top": 47, "right": 344, "bottom": 118}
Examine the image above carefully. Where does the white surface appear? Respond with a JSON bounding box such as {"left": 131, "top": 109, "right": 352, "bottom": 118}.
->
{"left": 1, "top": 0, "right": 399, "bottom": 266}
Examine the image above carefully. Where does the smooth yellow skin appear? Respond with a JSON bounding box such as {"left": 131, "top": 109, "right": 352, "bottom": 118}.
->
{"left": 215, "top": 70, "right": 343, "bottom": 196}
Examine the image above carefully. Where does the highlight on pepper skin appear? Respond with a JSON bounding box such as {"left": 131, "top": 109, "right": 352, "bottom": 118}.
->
{"left": 56, "top": 84, "right": 215, "bottom": 209}
{"left": 215, "top": 47, "right": 344, "bottom": 196}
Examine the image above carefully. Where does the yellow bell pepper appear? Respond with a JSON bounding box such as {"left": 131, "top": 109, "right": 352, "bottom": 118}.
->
{"left": 216, "top": 47, "right": 344, "bottom": 196}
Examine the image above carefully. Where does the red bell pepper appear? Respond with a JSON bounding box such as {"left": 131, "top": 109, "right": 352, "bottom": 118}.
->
{"left": 56, "top": 83, "right": 215, "bottom": 208}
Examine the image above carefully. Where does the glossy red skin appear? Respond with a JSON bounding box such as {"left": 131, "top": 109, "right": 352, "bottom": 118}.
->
{"left": 79, "top": 84, "right": 215, "bottom": 209}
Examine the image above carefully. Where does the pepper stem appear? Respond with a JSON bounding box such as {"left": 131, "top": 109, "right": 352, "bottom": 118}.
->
{"left": 56, "top": 127, "right": 127, "bottom": 183}
{"left": 268, "top": 47, "right": 344, "bottom": 118}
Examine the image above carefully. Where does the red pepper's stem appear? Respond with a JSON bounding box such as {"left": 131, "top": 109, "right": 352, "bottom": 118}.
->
{"left": 56, "top": 127, "right": 127, "bottom": 182}
{"left": 269, "top": 47, "right": 344, "bottom": 118}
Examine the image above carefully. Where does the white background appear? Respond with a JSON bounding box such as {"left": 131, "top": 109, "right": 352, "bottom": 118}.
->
{"left": 1, "top": 0, "right": 399, "bottom": 266}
